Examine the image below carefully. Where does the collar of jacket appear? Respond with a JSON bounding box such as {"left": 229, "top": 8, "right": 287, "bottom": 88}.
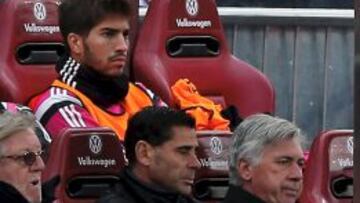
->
{"left": 0, "top": 181, "right": 29, "bottom": 203}
{"left": 223, "top": 184, "right": 267, "bottom": 203}
{"left": 55, "top": 54, "right": 129, "bottom": 108}
{"left": 122, "top": 168, "right": 196, "bottom": 203}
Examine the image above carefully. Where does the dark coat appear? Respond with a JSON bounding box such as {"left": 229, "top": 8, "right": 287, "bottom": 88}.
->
{"left": 0, "top": 181, "right": 29, "bottom": 203}
{"left": 222, "top": 185, "right": 266, "bottom": 203}
{"left": 97, "top": 168, "right": 198, "bottom": 203}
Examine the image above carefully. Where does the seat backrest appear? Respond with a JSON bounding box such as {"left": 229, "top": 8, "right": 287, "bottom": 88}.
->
{"left": 0, "top": 0, "right": 62, "bottom": 103}
{"left": 42, "top": 128, "right": 126, "bottom": 203}
{"left": 300, "top": 130, "right": 353, "bottom": 203}
{"left": 133, "top": 0, "right": 275, "bottom": 118}
{"left": 194, "top": 131, "right": 232, "bottom": 202}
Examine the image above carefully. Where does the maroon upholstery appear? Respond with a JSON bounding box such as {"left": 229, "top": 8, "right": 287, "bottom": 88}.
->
{"left": 133, "top": 0, "right": 275, "bottom": 118}
{"left": 0, "top": 0, "right": 62, "bottom": 103}
{"left": 42, "top": 128, "right": 126, "bottom": 203}
{"left": 194, "top": 131, "right": 232, "bottom": 202}
{"left": 299, "top": 130, "right": 353, "bottom": 203}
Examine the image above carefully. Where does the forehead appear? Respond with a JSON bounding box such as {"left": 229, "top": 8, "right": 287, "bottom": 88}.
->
{"left": 92, "top": 14, "right": 130, "bottom": 30}
{"left": 261, "top": 138, "right": 304, "bottom": 160}
{"left": 1, "top": 128, "right": 40, "bottom": 153}
{"left": 164, "top": 126, "right": 197, "bottom": 147}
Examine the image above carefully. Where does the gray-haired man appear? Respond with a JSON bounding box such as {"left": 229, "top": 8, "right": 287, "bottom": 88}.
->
{"left": 0, "top": 111, "right": 45, "bottom": 203}
{"left": 223, "top": 114, "right": 305, "bottom": 203}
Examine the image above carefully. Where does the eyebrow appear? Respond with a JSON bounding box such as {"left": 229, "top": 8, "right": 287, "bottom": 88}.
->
{"left": 100, "top": 26, "right": 130, "bottom": 32}
{"left": 276, "top": 156, "right": 305, "bottom": 162}
{"left": 22, "top": 148, "right": 42, "bottom": 153}
{"left": 176, "top": 145, "right": 198, "bottom": 151}
{"left": 100, "top": 28, "right": 119, "bottom": 32}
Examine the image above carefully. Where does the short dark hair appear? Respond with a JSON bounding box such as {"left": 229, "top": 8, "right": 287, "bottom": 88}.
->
{"left": 59, "top": 0, "right": 132, "bottom": 43}
{"left": 124, "top": 106, "right": 196, "bottom": 165}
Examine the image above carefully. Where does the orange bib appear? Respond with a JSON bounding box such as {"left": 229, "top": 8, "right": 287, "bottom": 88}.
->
{"left": 52, "top": 80, "right": 153, "bottom": 140}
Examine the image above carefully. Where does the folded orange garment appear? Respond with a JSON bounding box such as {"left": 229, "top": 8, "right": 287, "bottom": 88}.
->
{"left": 171, "top": 79, "right": 230, "bottom": 131}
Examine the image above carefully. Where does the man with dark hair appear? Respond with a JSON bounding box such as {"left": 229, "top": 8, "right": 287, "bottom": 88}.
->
{"left": 224, "top": 114, "right": 305, "bottom": 203}
{"left": 97, "top": 106, "right": 201, "bottom": 203}
{"left": 29, "top": 0, "right": 165, "bottom": 141}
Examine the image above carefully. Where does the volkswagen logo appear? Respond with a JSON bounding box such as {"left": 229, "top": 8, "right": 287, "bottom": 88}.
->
{"left": 185, "top": 0, "right": 199, "bottom": 16}
{"left": 33, "top": 2, "right": 47, "bottom": 21}
{"left": 210, "top": 137, "right": 222, "bottom": 155}
{"left": 89, "top": 135, "right": 102, "bottom": 154}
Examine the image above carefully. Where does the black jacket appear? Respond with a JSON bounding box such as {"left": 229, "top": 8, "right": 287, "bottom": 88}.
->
{"left": 222, "top": 185, "right": 266, "bottom": 203}
{"left": 0, "top": 181, "right": 29, "bottom": 203}
{"left": 97, "top": 168, "right": 198, "bottom": 203}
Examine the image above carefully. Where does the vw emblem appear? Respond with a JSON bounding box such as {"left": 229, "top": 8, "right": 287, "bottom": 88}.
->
{"left": 89, "top": 135, "right": 102, "bottom": 154}
{"left": 33, "top": 2, "right": 47, "bottom": 21}
{"left": 185, "top": 0, "right": 199, "bottom": 16}
{"left": 210, "top": 137, "right": 222, "bottom": 155}
{"left": 347, "top": 137, "right": 353, "bottom": 154}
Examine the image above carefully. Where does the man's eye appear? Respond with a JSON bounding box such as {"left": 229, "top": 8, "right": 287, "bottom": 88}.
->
{"left": 178, "top": 150, "right": 189, "bottom": 155}
{"left": 102, "top": 32, "right": 115, "bottom": 38}
{"left": 297, "top": 160, "right": 305, "bottom": 168}
{"left": 123, "top": 32, "right": 129, "bottom": 41}
{"left": 277, "top": 159, "right": 291, "bottom": 166}
{"left": 177, "top": 148, "right": 191, "bottom": 155}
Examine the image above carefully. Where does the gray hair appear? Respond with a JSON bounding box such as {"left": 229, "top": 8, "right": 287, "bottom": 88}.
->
{"left": 0, "top": 112, "right": 37, "bottom": 156}
{"left": 228, "top": 114, "right": 304, "bottom": 185}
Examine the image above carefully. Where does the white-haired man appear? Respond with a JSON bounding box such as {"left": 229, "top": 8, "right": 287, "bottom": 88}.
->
{"left": 0, "top": 111, "right": 45, "bottom": 203}
{"left": 224, "top": 114, "right": 305, "bottom": 203}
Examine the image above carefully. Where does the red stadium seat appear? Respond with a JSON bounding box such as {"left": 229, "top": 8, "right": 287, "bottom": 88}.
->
{"left": 194, "top": 131, "right": 232, "bottom": 203}
{"left": 42, "top": 128, "right": 126, "bottom": 203}
{"left": 0, "top": 0, "right": 62, "bottom": 103}
{"left": 299, "top": 130, "right": 353, "bottom": 203}
{"left": 132, "top": 0, "right": 275, "bottom": 118}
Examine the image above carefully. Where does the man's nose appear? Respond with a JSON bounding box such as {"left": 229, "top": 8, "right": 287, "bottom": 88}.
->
{"left": 289, "top": 163, "right": 303, "bottom": 181}
{"left": 188, "top": 153, "right": 201, "bottom": 169}
{"left": 31, "top": 155, "right": 45, "bottom": 171}
{"left": 115, "top": 34, "right": 128, "bottom": 52}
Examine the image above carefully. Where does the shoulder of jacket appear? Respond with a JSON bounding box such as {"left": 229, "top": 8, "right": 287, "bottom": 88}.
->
{"left": 97, "top": 182, "right": 135, "bottom": 203}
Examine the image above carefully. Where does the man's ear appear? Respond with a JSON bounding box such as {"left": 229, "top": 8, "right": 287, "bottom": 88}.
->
{"left": 67, "top": 33, "right": 84, "bottom": 57}
{"left": 134, "top": 141, "right": 154, "bottom": 166}
{"left": 238, "top": 159, "right": 253, "bottom": 181}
